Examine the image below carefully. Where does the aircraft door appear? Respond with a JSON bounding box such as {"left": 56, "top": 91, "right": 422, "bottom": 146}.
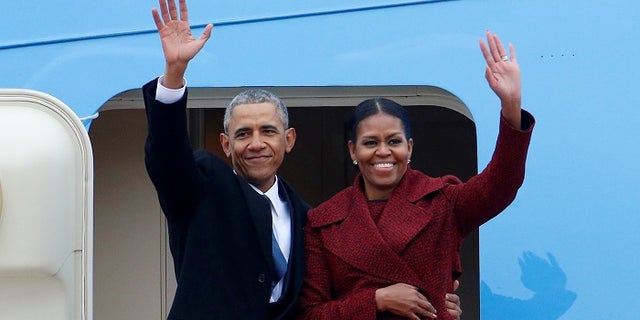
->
{"left": 0, "top": 89, "right": 93, "bottom": 320}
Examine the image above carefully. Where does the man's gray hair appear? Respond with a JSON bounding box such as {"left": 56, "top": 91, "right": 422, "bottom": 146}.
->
{"left": 224, "top": 89, "right": 289, "bottom": 134}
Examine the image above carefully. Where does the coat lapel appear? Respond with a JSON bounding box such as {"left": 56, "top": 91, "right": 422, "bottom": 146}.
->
{"left": 238, "top": 177, "right": 274, "bottom": 273}
{"left": 378, "top": 182, "right": 433, "bottom": 254}
{"left": 277, "top": 178, "right": 308, "bottom": 262}
{"left": 320, "top": 188, "right": 425, "bottom": 287}
{"left": 376, "top": 173, "right": 437, "bottom": 254}
{"left": 239, "top": 176, "right": 310, "bottom": 297}
{"left": 277, "top": 178, "right": 309, "bottom": 298}
{"left": 313, "top": 169, "right": 446, "bottom": 287}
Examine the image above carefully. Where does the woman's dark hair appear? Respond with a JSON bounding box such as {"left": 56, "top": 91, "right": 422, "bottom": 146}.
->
{"left": 347, "top": 98, "right": 412, "bottom": 142}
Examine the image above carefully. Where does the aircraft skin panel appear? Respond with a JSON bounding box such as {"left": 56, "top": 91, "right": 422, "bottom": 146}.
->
{"left": 2, "top": 0, "right": 639, "bottom": 319}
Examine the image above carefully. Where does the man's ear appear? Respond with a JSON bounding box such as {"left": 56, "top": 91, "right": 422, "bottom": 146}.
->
{"left": 284, "top": 128, "right": 297, "bottom": 153}
{"left": 220, "top": 133, "right": 231, "bottom": 157}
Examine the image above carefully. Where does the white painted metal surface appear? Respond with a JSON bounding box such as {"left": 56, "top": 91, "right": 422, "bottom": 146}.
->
{"left": 0, "top": 89, "right": 93, "bottom": 320}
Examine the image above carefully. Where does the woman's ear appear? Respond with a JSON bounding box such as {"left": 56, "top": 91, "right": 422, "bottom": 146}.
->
{"left": 407, "top": 138, "right": 414, "bottom": 159}
{"left": 348, "top": 140, "right": 356, "bottom": 163}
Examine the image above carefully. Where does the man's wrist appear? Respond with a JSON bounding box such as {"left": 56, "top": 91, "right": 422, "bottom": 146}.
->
{"left": 163, "top": 62, "right": 189, "bottom": 89}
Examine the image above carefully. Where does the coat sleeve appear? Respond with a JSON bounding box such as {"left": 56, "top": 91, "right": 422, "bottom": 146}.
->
{"left": 143, "top": 78, "right": 203, "bottom": 222}
{"left": 453, "top": 109, "right": 535, "bottom": 236}
{"left": 298, "top": 224, "right": 379, "bottom": 320}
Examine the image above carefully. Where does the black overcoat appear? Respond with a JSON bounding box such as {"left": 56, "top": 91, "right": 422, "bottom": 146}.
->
{"left": 143, "top": 79, "right": 309, "bottom": 320}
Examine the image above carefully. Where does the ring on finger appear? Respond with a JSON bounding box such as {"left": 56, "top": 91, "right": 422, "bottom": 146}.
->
{"left": 501, "top": 55, "right": 509, "bottom": 62}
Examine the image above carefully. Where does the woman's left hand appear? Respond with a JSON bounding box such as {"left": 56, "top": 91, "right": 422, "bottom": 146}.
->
{"left": 479, "top": 30, "right": 522, "bottom": 128}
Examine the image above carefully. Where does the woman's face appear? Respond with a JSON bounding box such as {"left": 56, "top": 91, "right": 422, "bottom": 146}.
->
{"left": 349, "top": 112, "right": 413, "bottom": 200}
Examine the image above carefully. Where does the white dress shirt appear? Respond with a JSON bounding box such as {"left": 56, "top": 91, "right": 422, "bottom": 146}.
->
{"left": 155, "top": 76, "right": 186, "bottom": 104}
{"left": 250, "top": 177, "right": 292, "bottom": 303}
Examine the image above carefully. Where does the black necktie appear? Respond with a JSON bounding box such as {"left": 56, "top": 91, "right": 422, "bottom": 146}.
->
{"left": 263, "top": 195, "right": 288, "bottom": 289}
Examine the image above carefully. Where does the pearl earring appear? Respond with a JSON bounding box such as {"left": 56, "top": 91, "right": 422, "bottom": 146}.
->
{"left": 353, "top": 160, "right": 358, "bottom": 165}
{"left": 407, "top": 159, "right": 411, "bottom": 164}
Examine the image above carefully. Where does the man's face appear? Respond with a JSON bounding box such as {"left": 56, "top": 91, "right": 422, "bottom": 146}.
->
{"left": 220, "top": 102, "right": 296, "bottom": 192}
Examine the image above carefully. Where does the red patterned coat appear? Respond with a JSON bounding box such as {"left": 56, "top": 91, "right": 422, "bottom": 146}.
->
{"left": 299, "top": 111, "right": 535, "bottom": 319}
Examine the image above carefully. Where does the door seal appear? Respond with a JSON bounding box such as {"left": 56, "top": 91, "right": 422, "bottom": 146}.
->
{"left": 0, "top": 176, "right": 3, "bottom": 217}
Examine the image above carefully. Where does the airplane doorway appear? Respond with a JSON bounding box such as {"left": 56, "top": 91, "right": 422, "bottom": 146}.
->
{"left": 90, "top": 85, "right": 479, "bottom": 319}
{"left": 200, "top": 86, "right": 479, "bottom": 319}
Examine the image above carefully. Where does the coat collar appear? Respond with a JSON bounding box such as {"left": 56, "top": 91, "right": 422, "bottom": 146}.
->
{"left": 310, "top": 168, "right": 444, "bottom": 227}
{"left": 309, "top": 168, "right": 445, "bottom": 285}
